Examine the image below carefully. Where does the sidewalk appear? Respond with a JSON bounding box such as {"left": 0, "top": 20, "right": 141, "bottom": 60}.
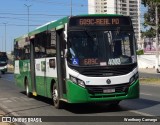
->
{"left": 138, "top": 68, "right": 157, "bottom": 74}
{"left": 139, "top": 68, "right": 160, "bottom": 78}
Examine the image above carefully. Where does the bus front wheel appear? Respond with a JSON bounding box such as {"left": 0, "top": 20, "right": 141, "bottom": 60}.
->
{"left": 52, "top": 84, "right": 63, "bottom": 109}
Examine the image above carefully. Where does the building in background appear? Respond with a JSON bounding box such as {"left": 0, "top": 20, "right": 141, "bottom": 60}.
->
{"left": 88, "top": 0, "right": 141, "bottom": 43}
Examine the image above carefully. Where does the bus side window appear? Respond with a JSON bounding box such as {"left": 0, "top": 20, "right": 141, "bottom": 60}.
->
{"left": 14, "top": 39, "right": 27, "bottom": 60}
{"left": 46, "top": 30, "right": 56, "bottom": 57}
{"left": 35, "top": 32, "right": 48, "bottom": 58}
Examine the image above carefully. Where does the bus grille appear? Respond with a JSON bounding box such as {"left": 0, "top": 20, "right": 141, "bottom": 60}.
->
{"left": 85, "top": 83, "right": 129, "bottom": 94}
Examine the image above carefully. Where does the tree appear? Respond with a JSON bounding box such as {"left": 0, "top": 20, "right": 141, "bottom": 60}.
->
{"left": 142, "top": 0, "right": 160, "bottom": 6}
{"left": 141, "top": 28, "right": 155, "bottom": 38}
{"left": 141, "top": 0, "right": 160, "bottom": 37}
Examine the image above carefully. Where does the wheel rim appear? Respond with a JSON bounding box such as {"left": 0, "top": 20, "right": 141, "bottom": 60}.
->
{"left": 53, "top": 88, "right": 58, "bottom": 103}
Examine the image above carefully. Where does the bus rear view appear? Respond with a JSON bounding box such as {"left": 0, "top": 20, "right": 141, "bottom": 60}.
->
{"left": 66, "top": 15, "right": 139, "bottom": 105}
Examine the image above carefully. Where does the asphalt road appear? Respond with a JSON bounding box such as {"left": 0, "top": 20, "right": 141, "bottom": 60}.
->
{"left": 0, "top": 73, "right": 160, "bottom": 125}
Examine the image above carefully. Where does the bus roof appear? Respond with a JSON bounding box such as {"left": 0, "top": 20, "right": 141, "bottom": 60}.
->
{"left": 15, "top": 16, "right": 69, "bottom": 41}
{"left": 14, "top": 14, "right": 125, "bottom": 41}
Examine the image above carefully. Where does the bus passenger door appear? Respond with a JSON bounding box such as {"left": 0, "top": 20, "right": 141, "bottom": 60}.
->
{"left": 34, "top": 32, "right": 48, "bottom": 96}
{"left": 30, "top": 37, "right": 37, "bottom": 96}
{"left": 56, "top": 28, "right": 67, "bottom": 99}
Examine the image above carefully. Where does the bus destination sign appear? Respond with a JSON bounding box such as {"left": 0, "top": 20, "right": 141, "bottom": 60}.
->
{"left": 69, "top": 17, "right": 131, "bottom": 27}
{"left": 79, "top": 18, "right": 120, "bottom": 25}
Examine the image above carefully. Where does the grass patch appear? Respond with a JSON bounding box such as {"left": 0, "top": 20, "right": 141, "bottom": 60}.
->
{"left": 140, "top": 78, "right": 160, "bottom": 84}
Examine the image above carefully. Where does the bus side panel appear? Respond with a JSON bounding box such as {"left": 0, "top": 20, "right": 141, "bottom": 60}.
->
{"left": 15, "top": 60, "right": 23, "bottom": 89}
{"left": 33, "top": 76, "right": 58, "bottom": 98}
{"left": 15, "top": 60, "right": 31, "bottom": 91}
{"left": 34, "top": 58, "right": 46, "bottom": 96}
{"left": 45, "top": 57, "right": 58, "bottom": 98}
{"left": 34, "top": 57, "right": 58, "bottom": 98}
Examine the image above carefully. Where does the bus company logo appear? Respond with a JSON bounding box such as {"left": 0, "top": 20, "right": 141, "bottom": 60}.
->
{"left": 106, "top": 79, "right": 111, "bottom": 84}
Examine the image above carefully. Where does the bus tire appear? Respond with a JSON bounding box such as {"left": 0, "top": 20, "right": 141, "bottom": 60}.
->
{"left": 52, "top": 84, "right": 63, "bottom": 109}
{"left": 25, "top": 79, "right": 32, "bottom": 97}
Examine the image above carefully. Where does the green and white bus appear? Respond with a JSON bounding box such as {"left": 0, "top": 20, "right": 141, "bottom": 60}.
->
{"left": 14, "top": 14, "right": 139, "bottom": 108}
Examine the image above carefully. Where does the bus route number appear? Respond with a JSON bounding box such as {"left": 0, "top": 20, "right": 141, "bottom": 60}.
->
{"left": 83, "top": 58, "right": 99, "bottom": 65}
{"left": 108, "top": 58, "right": 121, "bottom": 65}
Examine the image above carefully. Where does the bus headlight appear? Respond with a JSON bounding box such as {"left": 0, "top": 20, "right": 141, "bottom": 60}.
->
{"left": 70, "top": 75, "right": 77, "bottom": 83}
{"left": 129, "top": 72, "right": 139, "bottom": 85}
{"left": 77, "top": 79, "right": 85, "bottom": 88}
{"left": 69, "top": 75, "right": 85, "bottom": 88}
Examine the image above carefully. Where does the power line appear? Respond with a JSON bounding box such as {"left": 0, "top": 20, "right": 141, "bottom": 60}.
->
{"left": 0, "top": 13, "right": 68, "bottom": 17}
{"left": 0, "top": 16, "right": 51, "bottom": 22}
{"left": 0, "top": 13, "right": 146, "bottom": 18}
{"left": 0, "top": 24, "right": 40, "bottom": 26}
{"left": 2, "top": 22, "right": 7, "bottom": 52}
{"left": 23, "top": 0, "right": 146, "bottom": 10}
{"left": 24, "top": 4, "right": 31, "bottom": 32}
{"left": 21, "top": 0, "right": 87, "bottom": 7}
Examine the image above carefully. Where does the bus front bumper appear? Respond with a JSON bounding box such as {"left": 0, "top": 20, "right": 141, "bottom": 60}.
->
{"left": 66, "top": 80, "right": 139, "bottom": 103}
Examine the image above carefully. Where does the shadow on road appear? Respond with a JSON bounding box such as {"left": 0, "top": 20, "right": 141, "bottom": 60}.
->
{"left": 20, "top": 91, "right": 127, "bottom": 114}
{"left": 20, "top": 91, "right": 53, "bottom": 104}
{"left": 20, "top": 91, "right": 160, "bottom": 114}
{"left": 121, "top": 98, "right": 160, "bottom": 111}
{"left": 63, "top": 103, "right": 126, "bottom": 114}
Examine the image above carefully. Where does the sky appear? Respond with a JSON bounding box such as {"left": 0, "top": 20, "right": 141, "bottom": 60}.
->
{"left": 0, "top": 0, "right": 88, "bottom": 52}
{"left": 0, "top": 0, "right": 146, "bottom": 52}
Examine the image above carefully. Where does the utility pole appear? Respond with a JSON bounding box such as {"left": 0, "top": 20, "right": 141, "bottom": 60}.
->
{"left": 1, "top": 37, "right": 3, "bottom": 52}
{"left": 24, "top": 4, "right": 31, "bottom": 33}
{"left": 155, "top": 4, "right": 159, "bottom": 69}
{"left": 3, "top": 23, "right": 7, "bottom": 52}
{"left": 70, "top": 0, "right": 72, "bottom": 16}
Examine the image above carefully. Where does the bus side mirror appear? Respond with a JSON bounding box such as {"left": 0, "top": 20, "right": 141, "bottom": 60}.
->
{"left": 49, "top": 59, "right": 56, "bottom": 68}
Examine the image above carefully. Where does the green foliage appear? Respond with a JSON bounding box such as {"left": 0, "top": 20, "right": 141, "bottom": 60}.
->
{"left": 142, "top": 0, "right": 160, "bottom": 6}
{"left": 141, "top": 0, "right": 160, "bottom": 38}
{"left": 136, "top": 49, "right": 144, "bottom": 55}
{"left": 141, "top": 28, "right": 156, "bottom": 38}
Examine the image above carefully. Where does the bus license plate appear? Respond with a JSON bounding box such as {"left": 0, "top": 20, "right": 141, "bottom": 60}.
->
{"left": 103, "top": 88, "right": 115, "bottom": 93}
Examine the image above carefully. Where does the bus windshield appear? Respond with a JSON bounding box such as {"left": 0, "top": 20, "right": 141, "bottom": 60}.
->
{"left": 67, "top": 30, "right": 136, "bottom": 66}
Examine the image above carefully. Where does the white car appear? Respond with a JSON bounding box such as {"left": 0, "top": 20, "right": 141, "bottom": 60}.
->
{"left": 156, "top": 65, "right": 160, "bottom": 73}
